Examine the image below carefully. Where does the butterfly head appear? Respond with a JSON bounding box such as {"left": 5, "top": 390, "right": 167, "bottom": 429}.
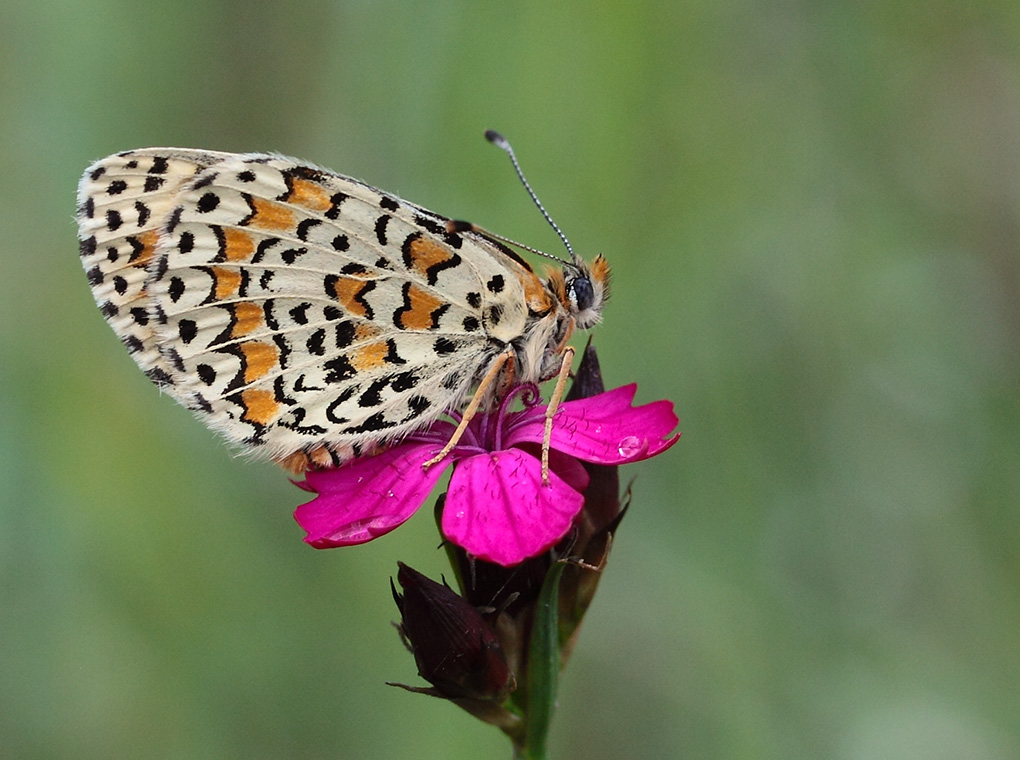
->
{"left": 550, "top": 254, "right": 611, "bottom": 330}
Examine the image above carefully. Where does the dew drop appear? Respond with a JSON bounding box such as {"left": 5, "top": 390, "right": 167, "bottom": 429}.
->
{"left": 617, "top": 435, "right": 642, "bottom": 458}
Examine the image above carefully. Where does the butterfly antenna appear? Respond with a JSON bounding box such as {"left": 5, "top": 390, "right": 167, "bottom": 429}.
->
{"left": 485, "top": 130, "right": 577, "bottom": 264}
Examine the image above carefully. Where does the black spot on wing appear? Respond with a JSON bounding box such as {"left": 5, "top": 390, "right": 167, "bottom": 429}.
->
{"left": 273, "top": 333, "right": 291, "bottom": 370}
{"left": 325, "top": 385, "right": 359, "bottom": 423}
{"left": 135, "top": 200, "right": 150, "bottom": 226}
{"left": 349, "top": 411, "right": 397, "bottom": 433}
{"left": 324, "top": 192, "right": 349, "bottom": 220}
{"left": 252, "top": 237, "right": 278, "bottom": 264}
{"left": 178, "top": 319, "right": 197, "bottom": 344}
{"left": 334, "top": 321, "right": 356, "bottom": 349}
{"left": 434, "top": 337, "right": 457, "bottom": 355}
{"left": 79, "top": 235, "right": 97, "bottom": 258}
{"left": 196, "top": 192, "right": 220, "bottom": 213}
{"left": 166, "top": 206, "right": 183, "bottom": 234}
{"left": 281, "top": 247, "right": 308, "bottom": 264}
{"left": 306, "top": 329, "right": 325, "bottom": 356}
{"left": 281, "top": 407, "right": 328, "bottom": 436}
{"left": 390, "top": 370, "right": 419, "bottom": 392}
{"left": 125, "top": 235, "right": 147, "bottom": 263}
{"left": 384, "top": 338, "right": 407, "bottom": 365}
{"left": 375, "top": 214, "right": 390, "bottom": 245}
{"left": 168, "top": 276, "right": 185, "bottom": 303}
{"left": 358, "top": 378, "right": 388, "bottom": 407}
{"left": 324, "top": 356, "right": 356, "bottom": 383}
{"left": 296, "top": 218, "right": 321, "bottom": 241}
{"left": 404, "top": 395, "right": 431, "bottom": 420}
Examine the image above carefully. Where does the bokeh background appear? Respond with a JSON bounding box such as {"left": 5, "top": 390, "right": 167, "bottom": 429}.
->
{"left": 3, "top": 1, "right": 1019, "bottom": 758}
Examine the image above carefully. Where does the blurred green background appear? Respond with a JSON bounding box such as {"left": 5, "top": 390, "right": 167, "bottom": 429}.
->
{"left": 2, "top": 0, "right": 1019, "bottom": 758}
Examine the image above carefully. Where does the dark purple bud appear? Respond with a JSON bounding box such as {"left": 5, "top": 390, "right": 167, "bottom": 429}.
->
{"left": 562, "top": 340, "right": 622, "bottom": 541}
{"left": 558, "top": 341, "right": 625, "bottom": 662}
{"left": 391, "top": 563, "right": 515, "bottom": 703}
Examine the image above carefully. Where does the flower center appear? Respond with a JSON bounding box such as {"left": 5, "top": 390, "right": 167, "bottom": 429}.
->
{"left": 490, "top": 383, "right": 541, "bottom": 451}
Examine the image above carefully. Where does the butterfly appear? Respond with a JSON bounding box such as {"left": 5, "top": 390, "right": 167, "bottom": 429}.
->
{"left": 76, "top": 131, "right": 610, "bottom": 474}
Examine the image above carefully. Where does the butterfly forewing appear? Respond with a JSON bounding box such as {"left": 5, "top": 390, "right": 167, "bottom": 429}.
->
{"left": 77, "top": 149, "right": 233, "bottom": 383}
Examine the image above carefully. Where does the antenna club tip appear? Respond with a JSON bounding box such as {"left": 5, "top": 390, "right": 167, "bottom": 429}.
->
{"left": 484, "top": 129, "right": 509, "bottom": 149}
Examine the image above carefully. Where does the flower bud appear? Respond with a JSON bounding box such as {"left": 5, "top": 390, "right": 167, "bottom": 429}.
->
{"left": 390, "top": 563, "right": 516, "bottom": 704}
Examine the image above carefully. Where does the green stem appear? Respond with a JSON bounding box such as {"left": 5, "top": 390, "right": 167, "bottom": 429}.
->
{"left": 512, "top": 560, "right": 567, "bottom": 760}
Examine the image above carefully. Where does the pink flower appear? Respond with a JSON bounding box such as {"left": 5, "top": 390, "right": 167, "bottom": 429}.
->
{"left": 294, "top": 384, "right": 679, "bottom": 566}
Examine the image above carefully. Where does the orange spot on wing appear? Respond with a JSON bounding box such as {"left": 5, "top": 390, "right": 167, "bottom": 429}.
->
{"left": 240, "top": 340, "right": 279, "bottom": 383}
{"left": 223, "top": 228, "right": 255, "bottom": 261}
{"left": 231, "top": 301, "right": 264, "bottom": 338}
{"left": 247, "top": 197, "right": 296, "bottom": 231}
{"left": 213, "top": 266, "right": 241, "bottom": 299}
{"left": 355, "top": 323, "right": 382, "bottom": 341}
{"left": 289, "top": 178, "right": 332, "bottom": 212}
{"left": 351, "top": 341, "right": 389, "bottom": 371}
{"left": 240, "top": 388, "right": 279, "bottom": 426}
{"left": 332, "top": 277, "right": 371, "bottom": 318}
{"left": 399, "top": 284, "right": 445, "bottom": 330}
{"left": 407, "top": 236, "right": 455, "bottom": 279}
{"left": 131, "top": 229, "right": 159, "bottom": 268}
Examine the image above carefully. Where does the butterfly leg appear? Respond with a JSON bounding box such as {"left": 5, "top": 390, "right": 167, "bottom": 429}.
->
{"left": 541, "top": 346, "right": 575, "bottom": 485}
{"left": 422, "top": 348, "right": 514, "bottom": 470}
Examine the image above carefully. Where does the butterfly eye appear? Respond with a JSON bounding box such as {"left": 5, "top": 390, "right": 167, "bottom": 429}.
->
{"left": 570, "top": 276, "right": 594, "bottom": 313}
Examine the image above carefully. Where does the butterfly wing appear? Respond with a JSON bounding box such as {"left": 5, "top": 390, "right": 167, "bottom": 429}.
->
{"left": 77, "top": 149, "right": 535, "bottom": 463}
{"left": 77, "top": 149, "right": 233, "bottom": 381}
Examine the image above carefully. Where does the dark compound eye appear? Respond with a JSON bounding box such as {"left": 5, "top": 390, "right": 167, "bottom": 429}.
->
{"left": 571, "top": 276, "right": 594, "bottom": 312}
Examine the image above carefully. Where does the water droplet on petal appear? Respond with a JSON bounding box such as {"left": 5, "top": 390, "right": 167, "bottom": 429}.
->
{"left": 617, "top": 435, "right": 642, "bottom": 458}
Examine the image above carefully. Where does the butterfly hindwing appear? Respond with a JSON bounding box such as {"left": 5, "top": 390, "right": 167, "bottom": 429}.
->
{"left": 78, "top": 149, "right": 539, "bottom": 462}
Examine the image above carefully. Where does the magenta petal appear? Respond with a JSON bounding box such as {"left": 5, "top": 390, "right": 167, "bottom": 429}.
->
{"left": 506, "top": 384, "right": 680, "bottom": 465}
{"left": 442, "top": 449, "right": 584, "bottom": 566}
{"left": 295, "top": 443, "right": 453, "bottom": 548}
